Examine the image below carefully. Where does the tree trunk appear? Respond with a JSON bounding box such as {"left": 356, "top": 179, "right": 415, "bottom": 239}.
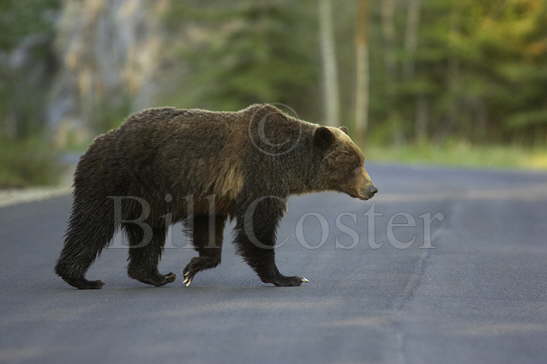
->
{"left": 404, "top": 0, "right": 421, "bottom": 79}
{"left": 415, "top": 94, "right": 428, "bottom": 143}
{"left": 405, "top": 0, "right": 423, "bottom": 142}
{"left": 381, "top": 0, "right": 404, "bottom": 145}
{"left": 445, "top": 5, "right": 460, "bottom": 142}
{"left": 381, "top": 0, "right": 396, "bottom": 81}
{"left": 354, "top": 0, "right": 369, "bottom": 139}
{"left": 318, "top": 0, "right": 340, "bottom": 126}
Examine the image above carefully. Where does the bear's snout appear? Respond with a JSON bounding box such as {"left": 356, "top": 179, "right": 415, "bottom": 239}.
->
{"left": 367, "top": 185, "right": 378, "bottom": 196}
{"left": 361, "top": 184, "right": 378, "bottom": 200}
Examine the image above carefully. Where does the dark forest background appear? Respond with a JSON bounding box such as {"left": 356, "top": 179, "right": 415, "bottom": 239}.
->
{"left": 1, "top": 0, "right": 547, "bottom": 186}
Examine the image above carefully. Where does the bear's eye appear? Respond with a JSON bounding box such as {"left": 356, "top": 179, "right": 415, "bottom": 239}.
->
{"left": 352, "top": 166, "right": 361, "bottom": 175}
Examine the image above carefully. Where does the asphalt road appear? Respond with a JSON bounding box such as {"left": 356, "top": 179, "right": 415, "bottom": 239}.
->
{"left": 1, "top": 164, "right": 547, "bottom": 364}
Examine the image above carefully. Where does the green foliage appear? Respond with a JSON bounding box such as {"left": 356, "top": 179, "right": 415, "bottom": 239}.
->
{"left": 90, "top": 95, "right": 132, "bottom": 134}
{"left": 367, "top": 141, "right": 547, "bottom": 171}
{"left": 0, "top": 137, "right": 62, "bottom": 188}
{"left": 367, "top": 0, "right": 547, "bottom": 145}
{"left": 0, "top": 0, "right": 62, "bottom": 186}
{"left": 0, "top": 0, "right": 60, "bottom": 50}
{"left": 1, "top": 0, "right": 547, "bottom": 186}
{"left": 161, "top": 0, "right": 319, "bottom": 117}
{"left": 0, "top": 0, "right": 60, "bottom": 139}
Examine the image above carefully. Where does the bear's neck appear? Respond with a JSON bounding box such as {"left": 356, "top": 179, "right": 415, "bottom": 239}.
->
{"left": 271, "top": 135, "right": 323, "bottom": 197}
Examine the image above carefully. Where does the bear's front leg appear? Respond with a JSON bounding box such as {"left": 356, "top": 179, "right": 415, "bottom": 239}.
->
{"left": 234, "top": 197, "right": 308, "bottom": 287}
{"left": 182, "top": 215, "right": 226, "bottom": 287}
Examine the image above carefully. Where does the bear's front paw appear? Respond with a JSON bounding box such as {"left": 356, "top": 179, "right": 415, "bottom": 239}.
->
{"left": 264, "top": 275, "right": 309, "bottom": 287}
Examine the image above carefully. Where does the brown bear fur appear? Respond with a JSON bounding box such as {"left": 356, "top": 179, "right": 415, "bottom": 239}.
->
{"left": 55, "top": 104, "right": 377, "bottom": 289}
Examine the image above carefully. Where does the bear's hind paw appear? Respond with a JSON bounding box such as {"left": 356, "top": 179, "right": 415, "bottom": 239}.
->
{"left": 63, "top": 277, "right": 104, "bottom": 290}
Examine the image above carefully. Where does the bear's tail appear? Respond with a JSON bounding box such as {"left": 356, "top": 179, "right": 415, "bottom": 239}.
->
{"left": 55, "top": 198, "right": 115, "bottom": 289}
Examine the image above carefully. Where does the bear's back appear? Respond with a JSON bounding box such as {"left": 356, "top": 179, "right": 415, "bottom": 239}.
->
{"left": 115, "top": 107, "right": 245, "bottom": 156}
{"left": 101, "top": 107, "right": 248, "bottom": 197}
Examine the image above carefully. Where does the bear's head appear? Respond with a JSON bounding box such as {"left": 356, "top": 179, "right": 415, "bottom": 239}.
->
{"left": 313, "top": 126, "right": 377, "bottom": 200}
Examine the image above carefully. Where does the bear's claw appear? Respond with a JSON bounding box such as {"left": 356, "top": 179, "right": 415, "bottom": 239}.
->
{"left": 183, "top": 276, "right": 193, "bottom": 287}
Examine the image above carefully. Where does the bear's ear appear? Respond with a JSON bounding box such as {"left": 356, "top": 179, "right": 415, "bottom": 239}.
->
{"left": 314, "top": 127, "right": 335, "bottom": 149}
{"left": 339, "top": 126, "right": 349, "bottom": 135}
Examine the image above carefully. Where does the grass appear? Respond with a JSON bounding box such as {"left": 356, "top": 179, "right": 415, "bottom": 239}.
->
{"left": 366, "top": 141, "right": 547, "bottom": 171}
{"left": 0, "top": 137, "right": 63, "bottom": 188}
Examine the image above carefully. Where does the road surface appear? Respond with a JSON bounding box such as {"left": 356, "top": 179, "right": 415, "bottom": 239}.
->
{"left": 1, "top": 164, "right": 547, "bottom": 364}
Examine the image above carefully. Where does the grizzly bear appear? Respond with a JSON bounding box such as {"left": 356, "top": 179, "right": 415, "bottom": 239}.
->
{"left": 55, "top": 104, "right": 377, "bottom": 289}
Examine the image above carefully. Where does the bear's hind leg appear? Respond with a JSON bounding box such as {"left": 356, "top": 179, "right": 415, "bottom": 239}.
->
{"left": 182, "top": 215, "right": 226, "bottom": 286}
{"left": 125, "top": 224, "right": 175, "bottom": 287}
{"left": 55, "top": 203, "right": 115, "bottom": 289}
